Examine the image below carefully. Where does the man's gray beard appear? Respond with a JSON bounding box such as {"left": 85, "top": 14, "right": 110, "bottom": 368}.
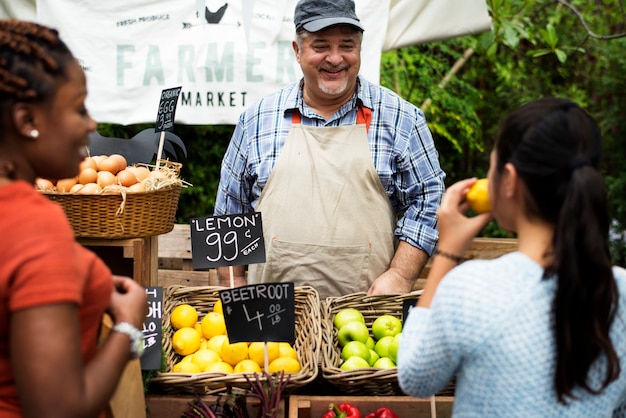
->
{"left": 318, "top": 78, "right": 349, "bottom": 96}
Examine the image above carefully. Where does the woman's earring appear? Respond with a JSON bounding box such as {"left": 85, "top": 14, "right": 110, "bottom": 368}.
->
{"left": 29, "top": 129, "right": 39, "bottom": 138}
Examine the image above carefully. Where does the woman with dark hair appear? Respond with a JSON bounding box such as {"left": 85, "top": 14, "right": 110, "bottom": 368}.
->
{"left": 0, "top": 20, "right": 147, "bottom": 418}
{"left": 397, "top": 97, "right": 626, "bottom": 415}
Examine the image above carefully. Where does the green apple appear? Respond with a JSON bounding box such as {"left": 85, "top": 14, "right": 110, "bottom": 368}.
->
{"left": 374, "top": 335, "right": 395, "bottom": 358}
{"left": 340, "top": 355, "right": 371, "bottom": 371}
{"left": 341, "top": 340, "right": 371, "bottom": 363}
{"left": 388, "top": 332, "right": 402, "bottom": 363}
{"left": 333, "top": 308, "right": 365, "bottom": 330}
{"left": 373, "top": 356, "right": 396, "bottom": 369}
{"left": 365, "top": 336, "right": 375, "bottom": 350}
{"left": 368, "top": 349, "right": 380, "bottom": 367}
{"left": 371, "top": 314, "right": 403, "bottom": 340}
{"left": 337, "top": 321, "right": 370, "bottom": 346}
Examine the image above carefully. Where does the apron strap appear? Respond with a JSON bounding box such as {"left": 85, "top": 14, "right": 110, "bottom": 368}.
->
{"left": 291, "top": 106, "right": 372, "bottom": 132}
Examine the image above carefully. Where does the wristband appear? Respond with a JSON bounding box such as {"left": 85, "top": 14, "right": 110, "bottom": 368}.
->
{"left": 434, "top": 248, "right": 464, "bottom": 264}
{"left": 112, "top": 322, "right": 145, "bottom": 359}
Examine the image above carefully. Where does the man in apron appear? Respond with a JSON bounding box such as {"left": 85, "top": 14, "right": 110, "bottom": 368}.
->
{"left": 214, "top": 0, "right": 445, "bottom": 300}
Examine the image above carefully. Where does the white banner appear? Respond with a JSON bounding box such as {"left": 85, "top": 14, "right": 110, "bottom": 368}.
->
{"left": 31, "top": 0, "right": 490, "bottom": 125}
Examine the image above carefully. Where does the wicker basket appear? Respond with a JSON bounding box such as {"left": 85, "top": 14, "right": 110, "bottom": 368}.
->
{"left": 43, "top": 185, "right": 181, "bottom": 239}
{"left": 321, "top": 291, "right": 456, "bottom": 397}
{"left": 150, "top": 285, "right": 322, "bottom": 396}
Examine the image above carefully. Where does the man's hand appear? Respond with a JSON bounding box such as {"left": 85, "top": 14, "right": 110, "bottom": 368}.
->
{"left": 367, "top": 241, "right": 429, "bottom": 295}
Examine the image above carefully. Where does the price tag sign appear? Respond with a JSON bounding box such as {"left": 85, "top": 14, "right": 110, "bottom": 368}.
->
{"left": 190, "top": 213, "right": 266, "bottom": 269}
{"left": 219, "top": 283, "right": 295, "bottom": 344}
{"left": 141, "top": 286, "right": 163, "bottom": 370}
{"left": 155, "top": 86, "right": 182, "bottom": 133}
{"left": 402, "top": 298, "right": 418, "bottom": 326}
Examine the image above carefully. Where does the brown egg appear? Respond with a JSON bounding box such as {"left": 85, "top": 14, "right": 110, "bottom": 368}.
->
{"left": 128, "top": 165, "right": 151, "bottom": 181}
{"left": 70, "top": 183, "right": 84, "bottom": 193}
{"left": 79, "top": 157, "right": 98, "bottom": 172}
{"left": 35, "top": 178, "right": 55, "bottom": 191}
{"left": 78, "top": 167, "right": 98, "bottom": 185}
{"left": 78, "top": 183, "right": 102, "bottom": 194}
{"left": 56, "top": 177, "right": 78, "bottom": 193}
{"left": 97, "top": 170, "right": 117, "bottom": 188}
{"left": 116, "top": 168, "right": 138, "bottom": 187}
{"left": 108, "top": 154, "right": 128, "bottom": 172}
{"left": 97, "top": 157, "right": 120, "bottom": 174}
{"left": 127, "top": 182, "right": 146, "bottom": 193}
{"left": 91, "top": 155, "right": 108, "bottom": 166}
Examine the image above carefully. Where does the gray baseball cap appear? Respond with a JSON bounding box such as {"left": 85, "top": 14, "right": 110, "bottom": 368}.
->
{"left": 294, "top": 0, "right": 364, "bottom": 32}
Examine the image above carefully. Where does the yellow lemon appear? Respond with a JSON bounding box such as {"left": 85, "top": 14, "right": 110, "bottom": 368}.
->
{"left": 220, "top": 338, "right": 249, "bottom": 366}
{"left": 172, "top": 327, "right": 201, "bottom": 356}
{"left": 248, "top": 342, "right": 280, "bottom": 368}
{"left": 170, "top": 304, "right": 198, "bottom": 330}
{"left": 180, "top": 354, "right": 194, "bottom": 363}
{"left": 191, "top": 348, "right": 222, "bottom": 370}
{"left": 204, "top": 361, "right": 234, "bottom": 374}
{"left": 278, "top": 342, "right": 298, "bottom": 360}
{"left": 206, "top": 334, "right": 228, "bottom": 354}
{"left": 194, "top": 322, "right": 204, "bottom": 337}
{"left": 233, "top": 359, "right": 262, "bottom": 374}
{"left": 213, "top": 299, "right": 223, "bottom": 314}
{"left": 267, "top": 356, "right": 301, "bottom": 374}
{"left": 466, "top": 178, "right": 491, "bottom": 213}
{"left": 172, "top": 361, "right": 201, "bottom": 373}
{"left": 201, "top": 311, "right": 227, "bottom": 339}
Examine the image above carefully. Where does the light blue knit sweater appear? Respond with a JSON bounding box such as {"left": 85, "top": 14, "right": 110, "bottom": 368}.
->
{"left": 398, "top": 252, "right": 626, "bottom": 417}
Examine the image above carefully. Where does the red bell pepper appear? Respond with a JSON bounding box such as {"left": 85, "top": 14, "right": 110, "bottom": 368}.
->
{"left": 322, "top": 403, "right": 361, "bottom": 418}
{"left": 364, "top": 407, "right": 399, "bottom": 418}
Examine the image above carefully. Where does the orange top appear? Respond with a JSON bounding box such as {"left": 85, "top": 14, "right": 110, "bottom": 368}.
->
{"left": 0, "top": 181, "right": 112, "bottom": 418}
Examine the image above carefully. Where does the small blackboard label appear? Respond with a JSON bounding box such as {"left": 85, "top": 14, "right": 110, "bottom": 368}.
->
{"left": 219, "top": 283, "right": 295, "bottom": 344}
{"left": 190, "top": 213, "right": 266, "bottom": 269}
{"left": 155, "top": 86, "right": 182, "bottom": 132}
{"left": 402, "top": 298, "right": 418, "bottom": 326}
{"left": 141, "top": 286, "right": 163, "bottom": 370}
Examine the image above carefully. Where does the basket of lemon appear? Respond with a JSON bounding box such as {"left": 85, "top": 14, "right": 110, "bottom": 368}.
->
{"left": 150, "top": 285, "right": 322, "bottom": 395}
{"left": 320, "top": 291, "right": 456, "bottom": 397}
{"left": 37, "top": 155, "right": 187, "bottom": 239}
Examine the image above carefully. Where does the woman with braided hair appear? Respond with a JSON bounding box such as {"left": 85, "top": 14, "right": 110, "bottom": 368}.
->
{"left": 397, "top": 97, "right": 626, "bottom": 415}
{"left": 0, "top": 20, "right": 147, "bottom": 418}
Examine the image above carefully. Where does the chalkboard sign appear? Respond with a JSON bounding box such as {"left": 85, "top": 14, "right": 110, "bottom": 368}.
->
{"left": 402, "top": 298, "right": 418, "bottom": 326}
{"left": 219, "top": 283, "right": 295, "bottom": 344}
{"left": 190, "top": 213, "right": 266, "bottom": 269}
{"left": 141, "top": 286, "right": 163, "bottom": 370}
{"left": 155, "top": 86, "right": 182, "bottom": 132}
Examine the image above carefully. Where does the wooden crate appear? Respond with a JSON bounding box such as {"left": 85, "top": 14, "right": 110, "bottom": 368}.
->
{"left": 288, "top": 395, "right": 454, "bottom": 418}
{"left": 146, "top": 394, "right": 286, "bottom": 418}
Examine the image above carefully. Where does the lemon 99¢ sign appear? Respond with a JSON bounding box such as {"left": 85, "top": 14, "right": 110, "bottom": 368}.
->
{"left": 190, "top": 213, "right": 266, "bottom": 269}
{"left": 219, "top": 283, "right": 295, "bottom": 344}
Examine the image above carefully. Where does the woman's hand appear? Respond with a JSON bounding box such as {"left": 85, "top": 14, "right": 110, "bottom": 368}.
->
{"left": 436, "top": 178, "right": 493, "bottom": 256}
{"left": 107, "top": 275, "right": 148, "bottom": 329}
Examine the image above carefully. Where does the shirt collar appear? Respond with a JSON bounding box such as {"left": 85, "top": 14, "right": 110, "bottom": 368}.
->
{"left": 285, "top": 75, "right": 372, "bottom": 121}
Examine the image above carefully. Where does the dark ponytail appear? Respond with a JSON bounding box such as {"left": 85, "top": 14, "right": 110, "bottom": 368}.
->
{"left": 495, "top": 97, "right": 619, "bottom": 403}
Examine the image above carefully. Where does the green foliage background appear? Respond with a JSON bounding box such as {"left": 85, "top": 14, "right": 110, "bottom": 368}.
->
{"left": 99, "top": 0, "right": 626, "bottom": 263}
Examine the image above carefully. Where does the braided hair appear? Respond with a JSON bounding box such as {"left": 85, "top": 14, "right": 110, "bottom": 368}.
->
{"left": 0, "top": 19, "right": 74, "bottom": 130}
{"left": 494, "top": 97, "right": 619, "bottom": 403}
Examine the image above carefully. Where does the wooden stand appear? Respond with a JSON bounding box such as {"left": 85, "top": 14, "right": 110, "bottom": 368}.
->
{"left": 79, "top": 236, "right": 158, "bottom": 287}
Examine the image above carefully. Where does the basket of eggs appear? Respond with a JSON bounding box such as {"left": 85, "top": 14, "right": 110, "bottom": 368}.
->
{"left": 36, "top": 154, "right": 187, "bottom": 239}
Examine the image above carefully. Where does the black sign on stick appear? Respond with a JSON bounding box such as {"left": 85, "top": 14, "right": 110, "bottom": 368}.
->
{"left": 141, "top": 286, "right": 163, "bottom": 370}
{"left": 402, "top": 298, "right": 418, "bottom": 327}
{"left": 219, "top": 283, "right": 295, "bottom": 344}
{"left": 155, "top": 86, "right": 182, "bottom": 133}
{"left": 190, "top": 213, "right": 266, "bottom": 269}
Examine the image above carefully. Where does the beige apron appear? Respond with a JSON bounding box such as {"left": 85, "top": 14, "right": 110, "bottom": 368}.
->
{"left": 248, "top": 107, "right": 397, "bottom": 299}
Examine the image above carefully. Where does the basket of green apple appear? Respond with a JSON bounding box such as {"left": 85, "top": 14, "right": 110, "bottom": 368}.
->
{"left": 320, "top": 291, "right": 456, "bottom": 396}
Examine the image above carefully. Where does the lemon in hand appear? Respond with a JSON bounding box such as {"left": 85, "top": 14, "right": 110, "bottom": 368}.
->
{"left": 466, "top": 178, "right": 491, "bottom": 213}
{"left": 170, "top": 304, "right": 198, "bottom": 330}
